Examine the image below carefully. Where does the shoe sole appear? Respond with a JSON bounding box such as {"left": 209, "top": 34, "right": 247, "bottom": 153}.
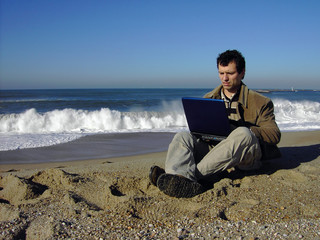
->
{"left": 157, "top": 174, "right": 204, "bottom": 198}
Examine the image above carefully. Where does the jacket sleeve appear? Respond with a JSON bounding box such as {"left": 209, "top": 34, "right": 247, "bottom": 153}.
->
{"left": 250, "top": 100, "right": 281, "bottom": 145}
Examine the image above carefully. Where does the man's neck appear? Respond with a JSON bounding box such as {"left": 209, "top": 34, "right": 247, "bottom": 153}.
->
{"left": 222, "top": 83, "right": 242, "bottom": 99}
{"left": 223, "top": 89, "right": 237, "bottom": 99}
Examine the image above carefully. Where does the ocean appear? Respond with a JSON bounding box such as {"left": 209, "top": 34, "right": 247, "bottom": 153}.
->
{"left": 1, "top": 88, "right": 320, "bottom": 152}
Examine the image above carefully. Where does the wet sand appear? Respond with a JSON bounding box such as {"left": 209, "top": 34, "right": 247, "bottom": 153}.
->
{"left": 0, "top": 132, "right": 175, "bottom": 165}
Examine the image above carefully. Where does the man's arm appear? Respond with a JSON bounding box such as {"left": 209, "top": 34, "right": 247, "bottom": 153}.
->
{"left": 250, "top": 100, "right": 281, "bottom": 145}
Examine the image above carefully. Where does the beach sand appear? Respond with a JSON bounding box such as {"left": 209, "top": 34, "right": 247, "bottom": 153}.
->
{"left": 0, "top": 131, "right": 319, "bottom": 239}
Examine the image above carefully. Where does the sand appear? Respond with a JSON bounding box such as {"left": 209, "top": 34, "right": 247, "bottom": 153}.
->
{"left": 0, "top": 131, "right": 319, "bottom": 239}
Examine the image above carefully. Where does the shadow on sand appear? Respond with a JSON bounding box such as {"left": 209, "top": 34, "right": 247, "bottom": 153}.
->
{"left": 215, "top": 144, "right": 320, "bottom": 182}
{"left": 262, "top": 144, "right": 320, "bottom": 172}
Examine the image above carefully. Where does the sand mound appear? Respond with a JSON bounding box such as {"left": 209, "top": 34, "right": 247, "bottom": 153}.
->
{"left": 31, "top": 168, "right": 85, "bottom": 190}
{"left": 0, "top": 175, "right": 47, "bottom": 205}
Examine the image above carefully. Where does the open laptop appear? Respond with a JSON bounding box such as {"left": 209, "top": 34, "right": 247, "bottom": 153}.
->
{"left": 182, "top": 97, "right": 231, "bottom": 141}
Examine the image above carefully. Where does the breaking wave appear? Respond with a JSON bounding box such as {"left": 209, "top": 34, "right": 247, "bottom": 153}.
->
{"left": 0, "top": 108, "right": 186, "bottom": 134}
{"left": 0, "top": 99, "right": 319, "bottom": 151}
{"left": 273, "top": 99, "right": 320, "bottom": 131}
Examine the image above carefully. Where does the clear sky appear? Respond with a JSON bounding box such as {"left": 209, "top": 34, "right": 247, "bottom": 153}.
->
{"left": 1, "top": 0, "right": 320, "bottom": 90}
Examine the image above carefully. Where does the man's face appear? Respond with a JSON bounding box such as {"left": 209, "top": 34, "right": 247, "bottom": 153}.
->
{"left": 218, "top": 61, "right": 245, "bottom": 95}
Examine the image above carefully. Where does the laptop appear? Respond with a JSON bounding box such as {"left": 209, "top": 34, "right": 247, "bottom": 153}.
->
{"left": 182, "top": 97, "right": 231, "bottom": 141}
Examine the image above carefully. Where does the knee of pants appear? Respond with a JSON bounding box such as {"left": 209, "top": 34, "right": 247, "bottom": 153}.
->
{"left": 171, "top": 131, "right": 195, "bottom": 144}
{"left": 230, "top": 127, "right": 255, "bottom": 145}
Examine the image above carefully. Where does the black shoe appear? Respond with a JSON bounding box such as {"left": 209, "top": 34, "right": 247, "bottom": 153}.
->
{"left": 157, "top": 173, "right": 205, "bottom": 198}
{"left": 149, "top": 165, "right": 165, "bottom": 186}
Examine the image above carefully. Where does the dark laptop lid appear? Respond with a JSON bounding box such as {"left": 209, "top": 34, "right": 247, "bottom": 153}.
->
{"left": 182, "top": 97, "right": 231, "bottom": 138}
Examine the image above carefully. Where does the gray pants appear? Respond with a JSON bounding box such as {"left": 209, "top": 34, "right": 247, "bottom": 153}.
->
{"left": 165, "top": 127, "right": 262, "bottom": 181}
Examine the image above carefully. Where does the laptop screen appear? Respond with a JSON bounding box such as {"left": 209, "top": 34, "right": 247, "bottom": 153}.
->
{"left": 182, "top": 97, "right": 231, "bottom": 138}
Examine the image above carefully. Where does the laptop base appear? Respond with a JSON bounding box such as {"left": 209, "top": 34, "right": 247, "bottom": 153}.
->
{"left": 192, "top": 132, "right": 227, "bottom": 142}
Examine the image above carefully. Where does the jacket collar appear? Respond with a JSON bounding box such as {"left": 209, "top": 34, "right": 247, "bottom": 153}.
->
{"left": 209, "top": 82, "right": 249, "bottom": 108}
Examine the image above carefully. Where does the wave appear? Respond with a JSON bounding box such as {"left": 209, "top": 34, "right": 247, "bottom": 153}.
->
{"left": 0, "top": 98, "right": 64, "bottom": 103}
{"left": 0, "top": 107, "right": 186, "bottom": 134}
{"left": 1, "top": 99, "right": 319, "bottom": 134}
{"left": 273, "top": 99, "right": 320, "bottom": 131}
{"left": 0, "top": 99, "right": 319, "bottom": 151}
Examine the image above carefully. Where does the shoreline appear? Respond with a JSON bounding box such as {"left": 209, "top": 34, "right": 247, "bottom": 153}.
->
{"left": 0, "top": 132, "right": 175, "bottom": 165}
{"left": 0, "top": 130, "right": 319, "bottom": 172}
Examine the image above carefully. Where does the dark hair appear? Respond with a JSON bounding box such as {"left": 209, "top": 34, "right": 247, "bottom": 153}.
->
{"left": 217, "top": 50, "right": 245, "bottom": 74}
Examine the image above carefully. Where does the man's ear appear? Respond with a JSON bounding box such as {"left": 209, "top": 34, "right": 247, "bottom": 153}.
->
{"left": 241, "top": 69, "right": 246, "bottom": 79}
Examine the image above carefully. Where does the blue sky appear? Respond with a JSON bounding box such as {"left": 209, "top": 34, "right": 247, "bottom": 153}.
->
{"left": 1, "top": 0, "right": 320, "bottom": 89}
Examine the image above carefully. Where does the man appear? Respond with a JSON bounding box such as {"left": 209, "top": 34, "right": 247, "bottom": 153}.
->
{"left": 150, "top": 50, "right": 281, "bottom": 198}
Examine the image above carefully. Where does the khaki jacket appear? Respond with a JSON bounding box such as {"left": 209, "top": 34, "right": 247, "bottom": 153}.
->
{"left": 204, "top": 83, "right": 281, "bottom": 160}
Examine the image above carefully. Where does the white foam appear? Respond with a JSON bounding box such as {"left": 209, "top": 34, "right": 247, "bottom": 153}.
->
{"left": 0, "top": 108, "right": 186, "bottom": 134}
{"left": 0, "top": 133, "right": 82, "bottom": 151}
{"left": 273, "top": 99, "right": 320, "bottom": 131}
{"left": 0, "top": 106, "right": 187, "bottom": 151}
{"left": 1, "top": 99, "right": 319, "bottom": 151}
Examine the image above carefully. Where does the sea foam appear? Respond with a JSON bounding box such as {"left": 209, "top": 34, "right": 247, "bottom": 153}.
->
{"left": 0, "top": 99, "right": 319, "bottom": 151}
{"left": 0, "top": 107, "right": 186, "bottom": 151}
{"left": 273, "top": 99, "right": 320, "bottom": 131}
{"left": 0, "top": 108, "right": 186, "bottom": 134}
